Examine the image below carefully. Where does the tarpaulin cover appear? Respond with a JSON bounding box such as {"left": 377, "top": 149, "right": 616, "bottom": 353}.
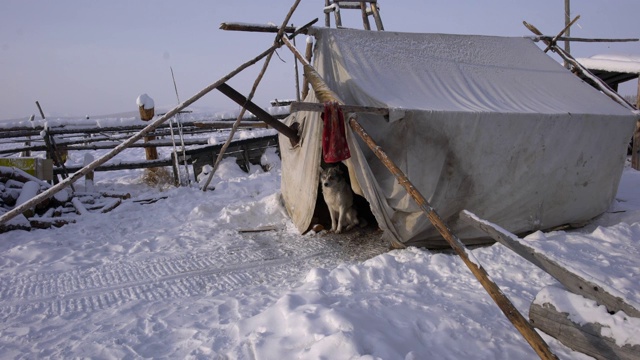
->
{"left": 279, "top": 27, "right": 637, "bottom": 248}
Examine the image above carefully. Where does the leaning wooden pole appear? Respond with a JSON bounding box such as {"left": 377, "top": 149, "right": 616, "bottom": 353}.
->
{"left": 281, "top": 35, "right": 558, "bottom": 360}
{"left": 349, "top": 117, "right": 557, "bottom": 360}
{"left": 0, "top": 43, "right": 281, "bottom": 226}
{"left": 524, "top": 21, "right": 636, "bottom": 111}
{"left": 635, "top": 79, "right": 640, "bottom": 170}
{"left": 200, "top": 0, "right": 302, "bottom": 191}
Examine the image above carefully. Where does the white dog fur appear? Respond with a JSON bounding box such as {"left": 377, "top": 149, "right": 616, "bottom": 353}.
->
{"left": 320, "top": 166, "right": 360, "bottom": 233}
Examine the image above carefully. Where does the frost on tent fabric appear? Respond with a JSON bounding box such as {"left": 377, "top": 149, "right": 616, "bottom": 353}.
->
{"left": 322, "top": 101, "right": 350, "bottom": 163}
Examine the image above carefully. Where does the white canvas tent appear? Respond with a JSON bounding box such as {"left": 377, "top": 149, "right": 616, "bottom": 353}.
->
{"left": 279, "top": 27, "right": 638, "bottom": 248}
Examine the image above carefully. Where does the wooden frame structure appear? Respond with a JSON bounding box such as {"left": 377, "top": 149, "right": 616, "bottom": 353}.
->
{"left": 324, "top": 0, "right": 383, "bottom": 30}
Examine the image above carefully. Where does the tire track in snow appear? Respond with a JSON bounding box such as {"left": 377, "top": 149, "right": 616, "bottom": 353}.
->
{"left": 0, "top": 237, "right": 342, "bottom": 319}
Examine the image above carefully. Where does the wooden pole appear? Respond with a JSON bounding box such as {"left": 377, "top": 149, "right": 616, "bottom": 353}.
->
{"left": 535, "top": 36, "right": 639, "bottom": 43}
{"left": 325, "top": 0, "right": 331, "bottom": 27}
{"left": 219, "top": 23, "right": 297, "bottom": 34}
{"left": 281, "top": 35, "right": 558, "bottom": 360}
{"left": 22, "top": 114, "right": 35, "bottom": 157}
{"left": 349, "top": 117, "right": 557, "bottom": 360}
{"left": 301, "top": 38, "right": 314, "bottom": 100}
{"left": 543, "top": 15, "right": 580, "bottom": 53}
{"left": 35, "top": 101, "right": 45, "bottom": 120}
{"left": 293, "top": 31, "right": 301, "bottom": 102}
{"left": 633, "top": 78, "right": 640, "bottom": 170}
{"left": 524, "top": 21, "right": 636, "bottom": 111}
{"left": 460, "top": 210, "right": 640, "bottom": 317}
{"left": 360, "top": 2, "right": 371, "bottom": 30}
{"left": 200, "top": 0, "right": 302, "bottom": 191}
{"left": 0, "top": 39, "right": 283, "bottom": 226}
{"left": 564, "top": 0, "right": 571, "bottom": 67}
{"left": 370, "top": 2, "right": 384, "bottom": 31}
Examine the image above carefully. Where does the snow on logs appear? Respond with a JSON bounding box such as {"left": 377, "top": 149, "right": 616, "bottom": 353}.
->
{"left": 0, "top": 166, "right": 126, "bottom": 233}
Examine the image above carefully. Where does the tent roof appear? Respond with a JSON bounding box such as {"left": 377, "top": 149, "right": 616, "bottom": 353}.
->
{"left": 311, "top": 28, "right": 633, "bottom": 116}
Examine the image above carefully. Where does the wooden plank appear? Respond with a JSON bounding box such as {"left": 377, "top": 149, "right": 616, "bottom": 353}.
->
{"left": 530, "top": 300, "right": 640, "bottom": 360}
{"left": 459, "top": 210, "right": 640, "bottom": 318}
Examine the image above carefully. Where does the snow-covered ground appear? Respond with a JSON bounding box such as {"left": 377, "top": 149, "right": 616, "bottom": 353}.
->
{"left": 0, "top": 123, "right": 639, "bottom": 359}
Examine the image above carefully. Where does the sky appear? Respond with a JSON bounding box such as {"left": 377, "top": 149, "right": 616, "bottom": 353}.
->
{"left": 1, "top": 0, "right": 638, "bottom": 120}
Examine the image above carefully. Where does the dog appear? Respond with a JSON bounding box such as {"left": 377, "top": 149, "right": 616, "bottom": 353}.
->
{"left": 320, "top": 166, "right": 360, "bottom": 233}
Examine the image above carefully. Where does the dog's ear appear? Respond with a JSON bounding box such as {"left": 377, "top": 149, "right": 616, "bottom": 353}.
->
{"left": 318, "top": 166, "right": 324, "bottom": 174}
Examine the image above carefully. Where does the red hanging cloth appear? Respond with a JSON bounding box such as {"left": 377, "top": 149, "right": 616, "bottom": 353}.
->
{"left": 322, "top": 101, "right": 351, "bottom": 163}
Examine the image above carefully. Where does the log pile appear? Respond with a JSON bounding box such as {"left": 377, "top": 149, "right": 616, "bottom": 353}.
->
{"left": 0, "top": 166, "right": 127, "bottom": 233}
{"left": 460, "top": 210, "right": 640, "bottom": 360}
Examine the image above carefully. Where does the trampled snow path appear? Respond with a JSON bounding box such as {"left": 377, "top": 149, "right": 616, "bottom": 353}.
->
{"left": 0, "top": 146, "right": 637, "bottom": 358}
{"left": 0, "top": 229, "right": 387, "bottom": 321}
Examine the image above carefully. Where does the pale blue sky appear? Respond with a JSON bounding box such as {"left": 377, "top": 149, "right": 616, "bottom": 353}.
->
{"left": 1, "top": 0, "right": 638, "bottom": 120}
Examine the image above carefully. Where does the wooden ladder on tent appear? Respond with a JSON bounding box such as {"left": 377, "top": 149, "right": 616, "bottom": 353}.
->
{"left": 324, "top": 0, "right": 384, "bottom": 30}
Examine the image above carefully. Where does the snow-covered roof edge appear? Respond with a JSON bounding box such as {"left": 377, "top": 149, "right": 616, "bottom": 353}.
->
{"left": 576, "top": 54, "right": 640, "bottom": 74}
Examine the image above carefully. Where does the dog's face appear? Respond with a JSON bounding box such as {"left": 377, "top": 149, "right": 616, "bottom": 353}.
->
{"left": 320, "top": 166, "right": 343, "bottom": 188}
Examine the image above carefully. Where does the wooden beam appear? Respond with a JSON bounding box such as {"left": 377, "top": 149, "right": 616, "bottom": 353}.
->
{"left": 216, "top": 82, "right": 299, "bottom": 144}
{"left": 290, "top": 101, "right": 389, "bottom": 116}
{"left": 530, "top": 293, "right": 640, "bottom": 360}
{"left": 459, "top": 210, "right": 640, "bottom": 318}
{"left": 219, "top": 22, "right": 297, "bottom": 34}
{"left": 535, "top": 36, "right": 639, "bottom": 43}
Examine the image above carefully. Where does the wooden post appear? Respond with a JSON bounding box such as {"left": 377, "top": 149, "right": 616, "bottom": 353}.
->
{"left": 634, "top": 78, "right": 640, "bottom": 170}
{"left": 281, "top": 35, "right": 558, "bottom": 360}
{"left": 564, "top": 0, "right": 571, "bottom": 68}
{"left": 22, "top": 114, "right": 35, "bottom": 157}
{"left": 137, "top": 94, "right": 158, "bottom": 161}
{"left": 370, "top": 2, "right": 384, "bottom": 31}
{"left": 325, "top": 0, "right": 331, "bottom": 27}
{"left": 360, "top": 2, "right": 371, "bottom": 30}
{"left": 84, "top": 153, "right": 95, "bottom": 193}
{"left": 293, "top": 32, "right": 301, "bottom": 101}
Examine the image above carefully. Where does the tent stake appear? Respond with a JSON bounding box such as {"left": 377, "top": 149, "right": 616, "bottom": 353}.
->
{"left": 280, "top": 34, "right": 558, "bottom": 360}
